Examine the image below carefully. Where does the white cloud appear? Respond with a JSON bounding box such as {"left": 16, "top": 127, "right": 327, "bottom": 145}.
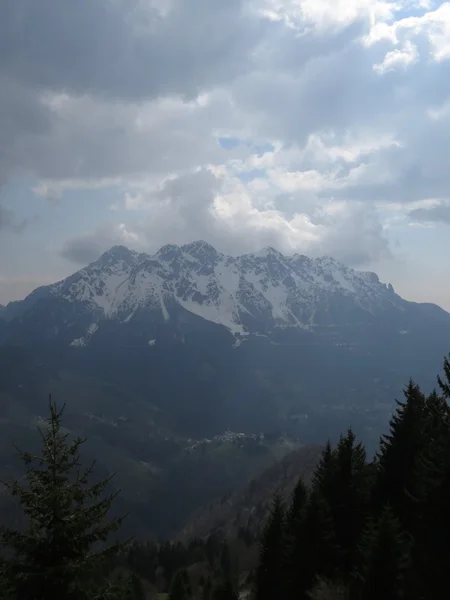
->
{"left": 365, "top": 2, "right": 450, "bottom": 62}
{"left": 1, "top": 0, "right": 450, "bottom": 308}
{"left": 60, "top": 222, "right": 147, "bottom": 264}
{"left": 256, "top": 0, "right": 399, "bottom": 32}
{"left": 373, "top": 40, "right": 418, "bottom": 73}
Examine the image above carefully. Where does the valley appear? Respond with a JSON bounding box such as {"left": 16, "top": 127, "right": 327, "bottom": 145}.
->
{"left": 1, "top": 242, "right": 450, "bottom": 538}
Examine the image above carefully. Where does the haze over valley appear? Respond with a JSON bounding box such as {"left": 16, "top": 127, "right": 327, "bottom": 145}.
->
{"left": 1, "top": 241, "right": 449, "bottom": 537}
{"left": 1, "top": 1, "right": 450, "bottom": 598}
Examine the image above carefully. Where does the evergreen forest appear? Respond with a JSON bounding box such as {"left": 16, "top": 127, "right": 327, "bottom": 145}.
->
{"left": 2, "top": 355, "right": 450, "bottom": 599}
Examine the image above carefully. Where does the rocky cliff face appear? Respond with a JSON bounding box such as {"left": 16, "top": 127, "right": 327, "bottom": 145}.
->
{"left": 2, "top": 240, "right": 424, "bottom": 347}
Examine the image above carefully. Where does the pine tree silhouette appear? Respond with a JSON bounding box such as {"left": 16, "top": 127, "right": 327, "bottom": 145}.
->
{"left": 351, "top": 507, "right": 411, "bottom": 600}
{"left": 253, "top": 495, "right": 285, "bottom": 600}
{"left": 0, "top": 398, "right": 127, "bottom": 600}
{"left": 169, "top": 568, "right": 192, "bottom": 600}
{"left": 372, "top": 381, "right": 427, "bottom": 530}
{"left": 437, "top": 352, "right": 450, "bottom": 398}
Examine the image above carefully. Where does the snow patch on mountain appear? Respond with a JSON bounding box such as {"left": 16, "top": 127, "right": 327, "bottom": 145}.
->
{"left": 70, "top": 322, "right": 99, "bottom": 347}
{"left": 36, "top": 242, "right": 403, "bottom": 338}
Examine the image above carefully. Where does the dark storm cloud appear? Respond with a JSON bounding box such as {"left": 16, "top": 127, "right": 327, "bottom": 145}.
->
{"left": 60, "top": 236, "right": 105, "bottom": 265}
{"left": 0, "top": 206, "right": 13, "bottom": 231}
{"left": 409, "top": 204, "right": 450, "bottom": 225}
{"left": 0, "top": 0, "right": 261, "bottom": 101}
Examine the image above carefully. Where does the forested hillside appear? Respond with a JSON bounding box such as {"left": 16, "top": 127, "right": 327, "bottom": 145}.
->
{"left": 1, "top": 355, "right": 450, "bottom": 599}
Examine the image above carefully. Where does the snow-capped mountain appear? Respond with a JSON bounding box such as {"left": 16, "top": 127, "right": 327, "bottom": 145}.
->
{"left": 3, "top": 241, "right": 411, "bottom": 342}
{"left": 3, "top": 240, "right": 450, "bottom": 352}
{"left": 2, "top": 240, "right": 450, "bottom": 443}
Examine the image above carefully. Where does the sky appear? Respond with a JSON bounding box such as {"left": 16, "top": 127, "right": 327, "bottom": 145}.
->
{"left": 1, "top": 0, "right": 450, "bottom": 309}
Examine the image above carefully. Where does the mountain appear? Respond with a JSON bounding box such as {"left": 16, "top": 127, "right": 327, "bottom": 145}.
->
{"left": 180, "top": 443, "right": 323, "bottom": 541}
{"left": 1, "top": 240, "right": 439, "bottom": 345}
{"left": 1, "top": 241, "right": 450, "bottom": 537}
{"left": 1, "top": 240, "right": 450, "bottom": 442}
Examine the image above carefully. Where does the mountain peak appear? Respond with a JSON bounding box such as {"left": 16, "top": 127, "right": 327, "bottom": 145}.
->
{"left": 181, "top": 240, "right": 219, "bottom": 261}
{"left": 96, "top": 245, "right": 138, "bottom": 266}
{"left": 156, "top": 243, "right": 183, "bottom": 262}
{"left": 6, "top": 238, "right": 428, "bottom": 343}
{"left": 250, "top": 246, "right": 284, "bottom": 260}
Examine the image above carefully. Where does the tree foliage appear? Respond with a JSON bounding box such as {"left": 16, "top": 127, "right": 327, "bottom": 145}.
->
{"left": 0, "top": 399, "right": 127, "bottom": 600}
{"left": 4, "top": 353, "right": 450, "bottom": 600}
{"left": 251, "top": 353, "right": 450, "bottom": 600}
{"left": 253, "top": 495, "right": 285, "bottom": 600}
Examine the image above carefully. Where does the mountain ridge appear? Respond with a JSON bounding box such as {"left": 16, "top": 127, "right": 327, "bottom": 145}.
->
{"left": 1, "top": 241, "right": 450, "bottom": 521}
{"left": 3, "top": 240, "right": 442, "bottom": 349}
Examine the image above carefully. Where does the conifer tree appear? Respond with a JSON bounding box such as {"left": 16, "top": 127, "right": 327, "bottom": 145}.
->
{"left": 409, "top": 389, "right": 450, "bottom": 599}
{"left": 312, "top": 432, "right": 370, "bottom": 577}
{"left": 437, "top": 352, "right": 450, "bottom": 398}
{"left": 211, "top": 578, "right": 238, "bottom": 600}
{"left": 312, "top": 441, "right": 336, "bottom": 500}
{"left": 283, "top": 478, "right": 308, "bottom": 599}
{"left": 371, "top": 381, "right": 427, "bottom": 530}
{"left": 286, "top": 491, "right": 339, "bottom": 600}
{"left": 202, "top": 577, "right": 212, "bottom": 600}
{"left": 333, "top": 430, "right": 371, "bottom": 575}
{"left": 253, "top": 495, "right": 285, "bottom": 600}
{"left": 214, "top": 542, "right": 237, "bottom": 600}
{"left": 169, "top": 568, "right": 192, "bottom": 600}
{"left": 285, "top": 477, "right": 308, "bottom": 529}
{"left": 351, "top": 507, "right": 411, "bottom": 600}
{"left": 0, "top": 399, "right": 126, "bottom": 600}
{"left": 423, "top": 389, "right": 450, "bottom": 438}
{"left": 128, "top": 572, "right": 146, "bottom": 600}
{"left": 307, "top": 579, "right": 348, "bottom": 600}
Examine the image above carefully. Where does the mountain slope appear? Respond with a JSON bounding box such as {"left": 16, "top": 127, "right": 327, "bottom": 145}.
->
{"left": 180, "top": 444, "right": 323, "bottom": 541}
{"left": 1, "top": 241, "right": 450, "bottom": 444}
{"left": 2, "top": 240, "right": 447, "bottom": 347}
{"left": 1, "top": 242, "right": 450, "bottom": 536}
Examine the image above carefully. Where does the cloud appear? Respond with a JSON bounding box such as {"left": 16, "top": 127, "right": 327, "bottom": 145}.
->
{"left": 409, "top": 201, "right": 450, "bottom": 224}
{"left": 60, "top": 223, "right": 144, "bottom": 265}
{"left": 0, "top": 0, "right": 261, "bottom": 101}
{"left": 60, "top": 168, "right": 389, "bottom": 267}
{"left": 2, "top": 0, "right": 450, "bottom": 302}
{"left": 373, "top": 40, "right": 418, "bottom": 73}
{"left": 0, "top": 205, "right": 13, "bottom": 230}
{"left": 0, "top": 0, "right": 258, "bottom": 190}
{"left": 0, "top": 203, "right": 31, "bottom": 234}
{"left": 0, "top": 275, "right": 55, "bottom": 305}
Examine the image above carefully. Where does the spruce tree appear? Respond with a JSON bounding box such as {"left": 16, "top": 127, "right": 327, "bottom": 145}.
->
{"left": 283, "top": 478, "right": 308, "bottom": 600}
{"left": 351, "top": 507, "right": 411, "bottom": 600}
{"left": 307, "top": 579, "right": 348, "bottom": 600}
{"left": 211, "top": 578, "right": 238, "bottom": 600}
{"left": 409, "top": 389, "right": 450, "bottom": 599}
{"left": 312, "top": 432, "right": 370, "bottom": 577}
{"left": 371, "top": 381, "right": 427, "bottom": 530}
{"left": 333, "top": 430, "right": 371, "bottom": 576}
{"left": 312, "top": 441, "right": 336, "bottom": 500}
{"left": 437, "top": 352, "right": 450, "bottom": 398}
{"left": 202, "top": 577, "right": 212, "bottom": 600}
{"left": 253, "top": 495, "right": 285, "bottom": 600}
{"left": 214, "top": 543, "right": 237, "bottom": 600}
{"left": 285, "top": 477, "right": 308, "bottom": 530}
{"left": 169, "top": 568, "right": 192, "bottom": 600}
{"left": 128, "top": 572, "right": 146, "bottom": 600}
{"left": 0, "top": 399, "right": 126, "bottom": 600}
{"left": 286, "top": 491, "right": 339, "bottom": 600}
